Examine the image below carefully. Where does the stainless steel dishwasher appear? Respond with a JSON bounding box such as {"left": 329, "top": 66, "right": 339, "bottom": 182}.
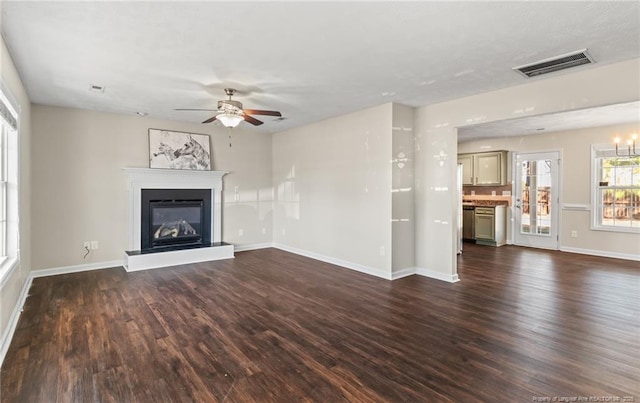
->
{"left": 462, "top": 206, "right": 475, "bottom": 241}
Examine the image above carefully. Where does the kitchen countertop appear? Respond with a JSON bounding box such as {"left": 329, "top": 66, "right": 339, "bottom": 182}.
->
{"left": 463, "top": 203, "right": 507, "bottom": 208}
{"left": 462, "top": 195, "right": 511, "bottom": 207}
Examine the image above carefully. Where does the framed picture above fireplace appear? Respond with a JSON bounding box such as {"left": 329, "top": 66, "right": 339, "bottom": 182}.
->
{"left": 149, "top": 129, "right": 211, "bottom": 171}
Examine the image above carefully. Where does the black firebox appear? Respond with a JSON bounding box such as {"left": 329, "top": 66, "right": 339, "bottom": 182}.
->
{"left": 141, "top": 189, "right": 211, "bottom": 250}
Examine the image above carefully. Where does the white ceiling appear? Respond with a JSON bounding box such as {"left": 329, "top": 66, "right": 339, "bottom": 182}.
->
{"left": 2, "top": 1, "right": 639, "bottom": 134}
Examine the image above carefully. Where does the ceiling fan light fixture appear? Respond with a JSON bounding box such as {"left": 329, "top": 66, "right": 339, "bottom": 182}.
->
{"left": 177, "top": 88, "right": 279, "bottom": 127}
{"left": 217, "top": 113, "right": 244, "bottom": 128}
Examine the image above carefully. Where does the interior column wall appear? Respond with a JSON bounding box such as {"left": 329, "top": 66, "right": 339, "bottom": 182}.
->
{"left": 391, "top": 104, "right": 415, "bottom": 275}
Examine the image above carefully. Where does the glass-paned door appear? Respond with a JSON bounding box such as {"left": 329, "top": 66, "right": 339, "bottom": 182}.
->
{"left": 514, "top": 151, "right": 560, "bottom": 249}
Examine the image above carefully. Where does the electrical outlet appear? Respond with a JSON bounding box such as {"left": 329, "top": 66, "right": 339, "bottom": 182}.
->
{"left": 83, "top": 241, "right": 90, "bottom": 249}
{"left": 379, "top": 246, "right": 385, "bottom": 256}
{"left": 91, "top": 241, "right": 99, "bottom": 250}
{"left": 571, "top": 230, "right": 578, "bottom": 238}
{"left": 262, "top": 228, "right": 266, "bottom": 235}
{"left": 239, "top": 229, "right": 244, "bottom": 237}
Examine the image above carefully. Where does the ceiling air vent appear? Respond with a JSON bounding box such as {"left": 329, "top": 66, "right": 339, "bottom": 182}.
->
{"left": 89, "top": 84, "right": 105, "bottom": 93}
{"left": 513, "top": 49, "right": 595, "bottom": 78}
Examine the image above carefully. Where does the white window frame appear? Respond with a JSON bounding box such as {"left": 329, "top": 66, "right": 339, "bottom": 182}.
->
{"left": 0, "top": 83, "right": 19, "bottom": 287}
{"left": 590, "top": 144, "right": 640, "bottom": 234}
{"left": 0, "top": 122, "right": 8, "bottom": 259}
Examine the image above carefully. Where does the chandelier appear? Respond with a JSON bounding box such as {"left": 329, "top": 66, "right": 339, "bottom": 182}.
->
{"left": 614, "top": 133, "right": 638, "bottom": 157}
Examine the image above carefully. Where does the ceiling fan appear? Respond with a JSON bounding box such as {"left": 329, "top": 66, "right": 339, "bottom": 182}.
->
{"left": 175, "top": 88, "right": 282, "bottom": 128}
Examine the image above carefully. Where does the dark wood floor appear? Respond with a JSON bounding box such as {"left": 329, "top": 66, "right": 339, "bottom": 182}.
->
{"left": 2, "top": 244, "right": 639, "bottom": 402}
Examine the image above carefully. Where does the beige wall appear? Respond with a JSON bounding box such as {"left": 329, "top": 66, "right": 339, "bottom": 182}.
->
{"left": 415, "top": 58, "right": 640, "bottom": 279}
{"left": 458, "top": 123, "right": 640, "bottom": 257}
{"left": 272, "top": 104, "right": 393, "bottom": 276}
{"left": 0, "top": 36, "right": 32, "bottom": 349}
{"left": 31, "top": 105, "right": 272, "bottom": 270}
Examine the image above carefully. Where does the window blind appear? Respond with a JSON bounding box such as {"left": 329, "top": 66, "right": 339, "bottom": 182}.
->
{"left": 0, "top": 99, "right": 17, "bottom": 131}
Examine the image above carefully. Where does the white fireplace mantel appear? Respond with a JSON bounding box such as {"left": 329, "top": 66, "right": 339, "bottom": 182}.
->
{"left": 123, "top": 167, "right": 233, "bottom": 271}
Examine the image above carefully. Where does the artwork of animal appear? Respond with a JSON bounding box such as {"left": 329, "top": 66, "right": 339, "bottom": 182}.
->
{"left": 149, "top": 131, "right": 211, "bottom": 170}
{"left": 174, "top": 135, "right": 211, "bottom": 170}
{"left": 151, "top": 140, "right": 199, "bottom": 170}
{"left": 153, "top": 142, "right": 176, "bottom": 161}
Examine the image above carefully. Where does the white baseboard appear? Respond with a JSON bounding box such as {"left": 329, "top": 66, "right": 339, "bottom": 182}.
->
{"left": 273, "top": 243, "right": 392, "bottom": 280}
{"left": 560, "top": 246, "right": 640, "bottom": 261}
{"left": 271, "top": 244, "right": 461, "bottom": 283}
{"left": 32, "top": 260, "right": 125, "bottom": 278}
{"left": 391, "top": 267, "right": 416, "bottom": 280}
{"left": 416, "top": 267, "right": 460, "bottom": 283}
{"left": 234, "top": 243, "right": 274, "bottom": 252}
{"left": 28, "top": 248, "right": 269, "bottom": 277}
{"left": 0, "top": 271, "right": 32, "bottom": 366}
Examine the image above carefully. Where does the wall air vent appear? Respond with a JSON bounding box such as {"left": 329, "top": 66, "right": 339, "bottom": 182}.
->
{"left": 513, "top": 49, "right": 595, "bottom": 78}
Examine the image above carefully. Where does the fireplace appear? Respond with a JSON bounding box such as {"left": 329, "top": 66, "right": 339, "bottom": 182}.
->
{"left": 141, "top": 189, "right": 211, "bottom": 250}
{"left": 124, "top": 168, "right": 233, "bottom": 272}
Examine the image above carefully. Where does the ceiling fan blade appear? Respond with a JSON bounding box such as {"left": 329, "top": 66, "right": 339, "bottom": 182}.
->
{"left": 175, "top": 108, "right": 219, "bottom": 111}
{"left": 243, "top": 114, "right": 264, "bottom": 126}
{"left": 243, "top": 109, "right": 282, "bottom": 117}
{"left": 202, "top": 115, "right": 218, "bottom": 124}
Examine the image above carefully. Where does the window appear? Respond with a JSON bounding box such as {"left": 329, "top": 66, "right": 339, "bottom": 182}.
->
{"left": 0, "top": 122, "right": 7, "bottom": 258}
{"left": 592, "top": 145, "right": 640, "bottom": 233}
{"left": 0, "top": 86, "right": 18, "bottom": 275}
